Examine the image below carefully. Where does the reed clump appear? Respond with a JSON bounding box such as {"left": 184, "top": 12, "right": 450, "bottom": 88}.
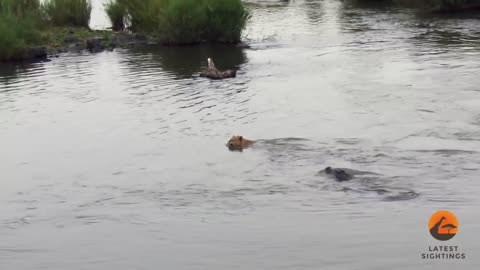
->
{"left": 0, "top": 0, "right": 249, "bottom": 61}
{"left": 105, "top": 0, "right": 249, "bottom": 44}
{"left": 42, "top": 0, "right": 92, "bottom": 28}
{"left": 105, "top": 0, "right": 126, "bottom": 31}
{"left": 0, "top": 0, "right": 46, "bottom": 61}
{"left": 0, "top": 0, "right": 95, "bottom": 61}
{"left": 0, "top": 0, "right": 40, "bottom": 18}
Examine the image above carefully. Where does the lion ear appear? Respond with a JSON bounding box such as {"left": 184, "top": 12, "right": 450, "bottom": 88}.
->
{"left": 239, "top": 136, "right": 243, "bottom": 141}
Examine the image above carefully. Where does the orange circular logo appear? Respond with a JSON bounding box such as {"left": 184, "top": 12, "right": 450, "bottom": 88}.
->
{"left": 428, "top": 210, "right": 459, "bottom": 241}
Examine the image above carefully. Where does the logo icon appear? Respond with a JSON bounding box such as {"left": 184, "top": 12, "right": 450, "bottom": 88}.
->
{"left": 428, "top": 210, "right": 458, "bottom": 241}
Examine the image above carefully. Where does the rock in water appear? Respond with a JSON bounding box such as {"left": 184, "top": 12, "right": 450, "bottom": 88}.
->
{"left": 86, "top": 37, "right": 106, "bottom": 53}
{"left": 26, "top": 47, "right": 48, "bottom": 60}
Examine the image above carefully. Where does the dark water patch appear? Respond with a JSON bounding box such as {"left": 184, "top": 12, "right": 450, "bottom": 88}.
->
{"left": 373, "top": 153, "right": 390, "bottom": 158}
{"left": 245, "top": 178, "right": 264, "bottom": 182}
{"left": 0, "top": 247, "right": 44, "bottom": 253}
{"left": 113, "top": 201, "right": 140, "bottom": 206}
{"left": 250, "top": 138, "right": 321, "bottom": 163}
{"left": 78, "top": 197, "right": 115, "bottom": 208}
{"left": 411, "top": 28, "right": 480, "bottom": 53}
{"left": 453, "top": 131, "right": 480, "bottom": 141}
{"left": 382, "top": 191, "right": 420, "bottom": 202}
{"left": 123, "top": 189, "right": 146, "bottom": 195}
{"left": 417, "top": 109, "right": 435, "bottom": 113}
{"left": 414, "top": 149, "right": 478, "bottom": 155}
{"left": 245, "top": 42, "right": 285, "bottom": 51}
{"left": 335, "top": 138, "right": 363, "bottom": 145}
{"left": 427, "top": 198, "right": 471, "bottom": 203}
{"left": 244, "top": 0, "right": 292, "bottom": 9}
{"left": 0, "top": 63, "right": 47, "bottom": 95}
{"left": 0, "top": 64, "right": 27, "bottom": 82}
{"left": 260, "top": 137, "right": 311, "bottom": 145}
{"left": 317, "top": 167, "right": 382, "bottom": 177}
{"left": 220, "top": 184, "right": 292, "bottom": 196}
{"left": 304, "top": 0, "right": 326, "bottom": 24}
{"left": 228, "top": 188, "right": 258, "bottom": 195}
{"left": 126, "top": 44, "right": 248, "bottom": 79}
{"left": 2, "top": 215, "right": 34, "bottom": 229}
{"left": 74, "top": 214, "right": 116, "bottom": 225}
{"left": 332, "top": 185, "right": 420, "bottom": 202}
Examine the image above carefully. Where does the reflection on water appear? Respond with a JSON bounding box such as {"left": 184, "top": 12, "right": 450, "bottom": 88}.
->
{"left": 1, "top": 0, "right": 480, "bottom": 269}
{"left": 412, "top": 28, "right": 480, "bottom": 52}
{"left": 0, "top": 62, "right": 43, "bottom": 85}
{"left": 127, "top": 44, "right": 248, "bottom": 79}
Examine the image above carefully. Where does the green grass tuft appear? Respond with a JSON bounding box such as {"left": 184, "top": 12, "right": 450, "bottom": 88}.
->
{"left": 105, "top": 0, "right": 249, "bottom": 44}
{"left": 204, "top": 0, "right": 249, "bottom": 43}
{"left": 42, "top": 0, "right": 92, "bottom": 28}
{"left": 0, "top": 0, "right": 47, "bottom": 61}
{"left": 0, "top": 0, "right": 40, "bottom": 17}
{"left": 105, "top": 0, "right": 126, "bottom": 31}
{"left": 0, "top": 15, "right": 45, "bottom": 61}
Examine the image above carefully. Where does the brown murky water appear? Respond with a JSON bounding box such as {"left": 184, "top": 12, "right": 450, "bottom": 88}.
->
{"left": 1, "top": 0, "right": 480, "bottom": 269}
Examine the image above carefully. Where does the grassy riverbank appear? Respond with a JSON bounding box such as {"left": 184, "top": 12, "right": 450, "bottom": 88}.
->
{"left": 105, "top": 0, "right": 249, "bottom": 45}
{"left": 42, "top": 0, "right": 92, "bottom": 27}
{"left": 0, "top": 0, "right": 44, "bottom": 61}
{"left": 0, "top": 0, "right": 97, "bottom": 61}
{"left": 0, "top": 0, "right": 249, "bottom": 62}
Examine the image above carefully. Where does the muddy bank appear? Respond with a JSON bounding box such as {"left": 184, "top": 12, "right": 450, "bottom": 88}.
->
{"left": 5, "top": 31, "right": 154, "bottom": 63}
{"left": 3, "top": 27, "right": 250, "bottom": 64}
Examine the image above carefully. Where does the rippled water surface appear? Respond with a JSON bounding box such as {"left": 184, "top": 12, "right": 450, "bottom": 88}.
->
{"left": 1, "top": 0, "right": 480, "bottom": 269}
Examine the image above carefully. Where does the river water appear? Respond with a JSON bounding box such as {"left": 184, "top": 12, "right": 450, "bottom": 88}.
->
{"left": 1, "top": 0, "right": 480, "bottom": 269}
